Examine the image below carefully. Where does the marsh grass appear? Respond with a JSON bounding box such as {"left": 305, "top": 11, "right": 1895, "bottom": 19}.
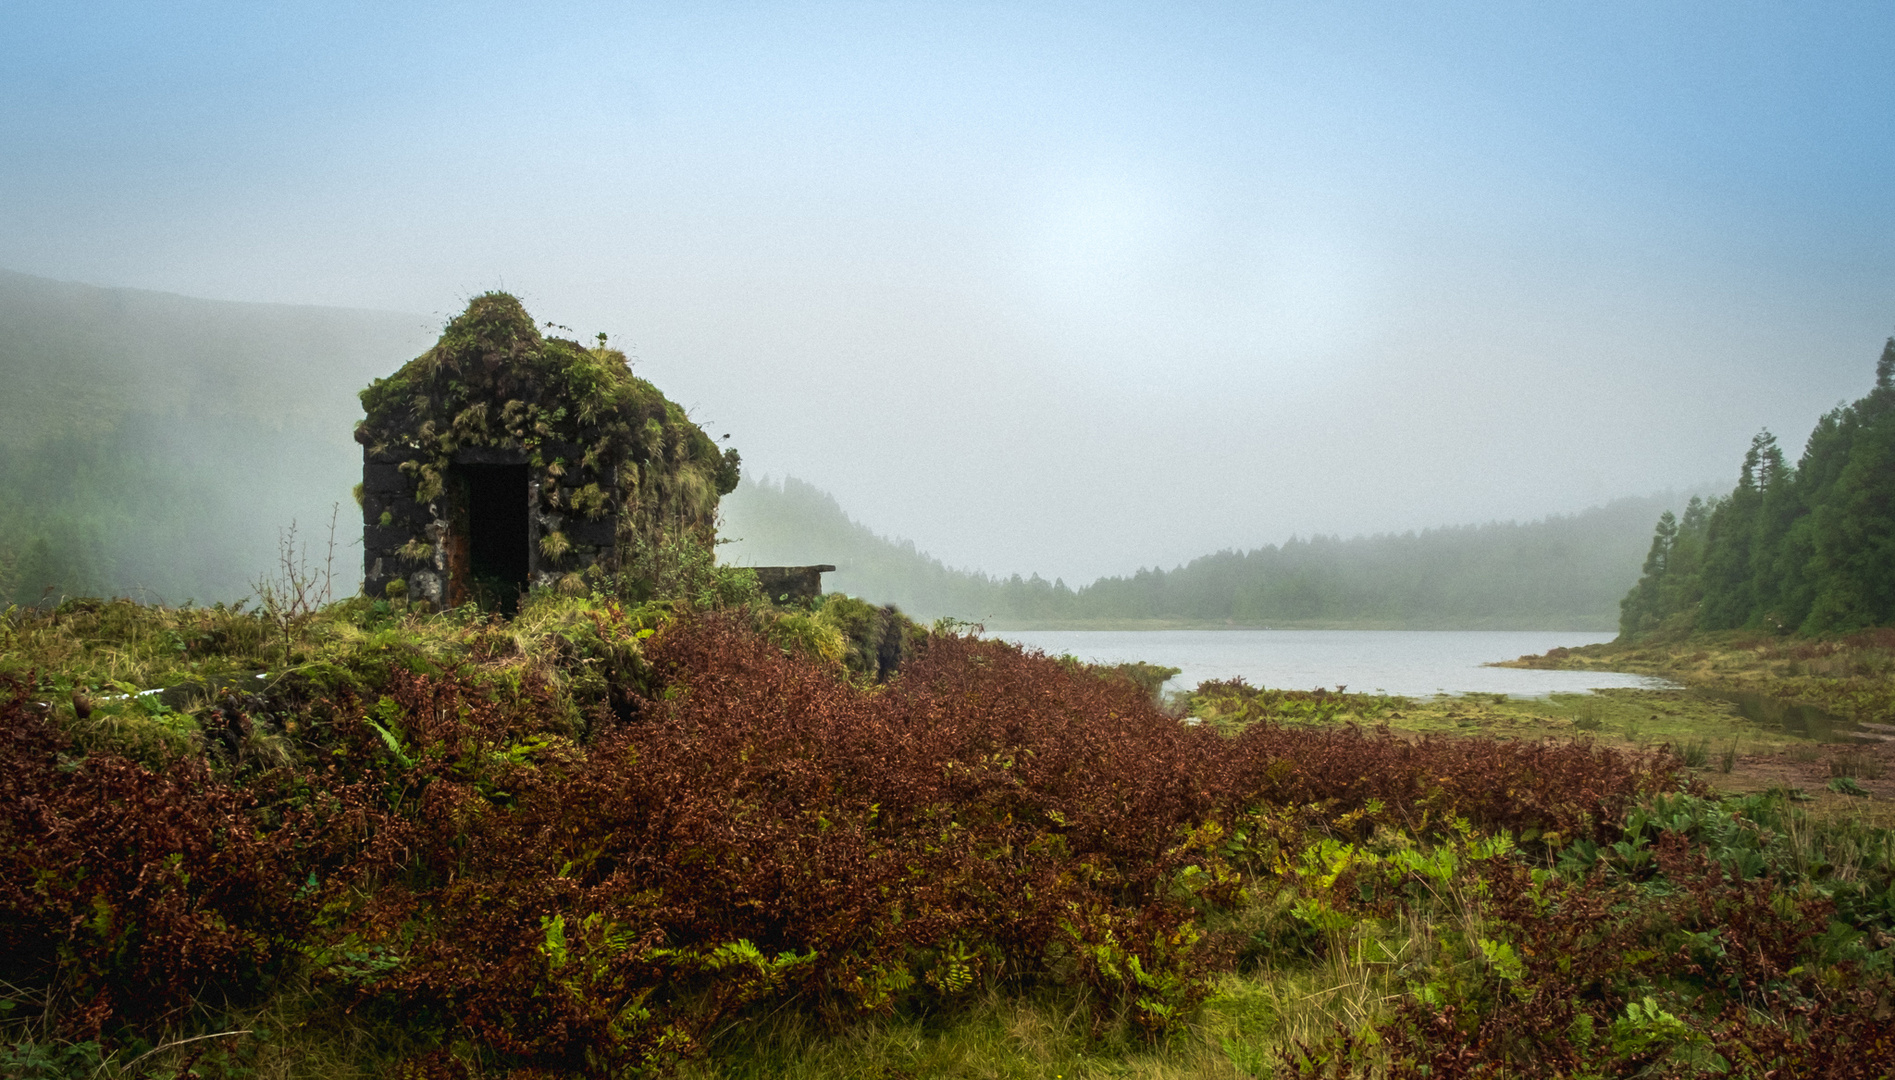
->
{"left": 1677, "top": 737, "right": 1712, "bottom": 768}
{"left": 1386, "top": 688, "right": 1785, "bottom": 759}
{"left": 1509, "top": 628, "right": 1895, "bottom": 732}
{"left": 1831, "top": 750, "right": 1887, "bottom": 781}
{"left": 1759, "top": 792, "right": 1895, "bottom": 886}
{"left": 1571, "top": 695, "right": 1604, "bottom": 730}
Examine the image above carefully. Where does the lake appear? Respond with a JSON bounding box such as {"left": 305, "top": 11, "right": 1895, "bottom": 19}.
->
{"left": 983, "top": 629, "right": 1674, "bottom": 698}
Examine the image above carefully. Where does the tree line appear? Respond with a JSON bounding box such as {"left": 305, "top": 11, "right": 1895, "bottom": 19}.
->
{"left": 722, "top": 477, "right": 1693, "bottom": 629}
{"left": 1620, "top": 339, "right": 1895, "bottom": 639}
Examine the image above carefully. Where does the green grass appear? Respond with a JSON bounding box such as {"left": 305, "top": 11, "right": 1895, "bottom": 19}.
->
{"left": 1351, "top": 686, "right": 1787, "bottom": 754}
{"left": 681, "top": 957, "right": 1399, "bottom": 1080}
{"left": 1505, "top": 628, "right": 1895, "bottom": 727}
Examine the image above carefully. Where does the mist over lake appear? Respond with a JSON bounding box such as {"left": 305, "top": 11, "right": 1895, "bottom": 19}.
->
{"left": 987, "top": 628, "right": 1673, "bottom": 698}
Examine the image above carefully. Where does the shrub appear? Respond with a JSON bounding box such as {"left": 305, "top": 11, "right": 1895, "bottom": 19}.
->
{"left": 1, "top": 609, "right": 1707, "bottom": 1074}
{"left": 0, "top": 677, "right": 309, "bottom": 1035}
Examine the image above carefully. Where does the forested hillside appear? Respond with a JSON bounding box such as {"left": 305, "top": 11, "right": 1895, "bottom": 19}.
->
{"left": 722, "top": 476, "right": 1696, "bottom": 629}
{"left": 719, "top": 476, "right": 1005, "bottom": 615}
{"left": 1620, "top": 339, "right": 1895, "bottom": 639}
{"left": 0, "top": 270, "right": 433, "bottom": 604}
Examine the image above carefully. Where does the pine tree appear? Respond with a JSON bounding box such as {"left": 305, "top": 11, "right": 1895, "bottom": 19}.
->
{"left": 10, "top": 530, "right": 99, "bottom": 605}
{"left": 1619, "top": 511, "right": 1677, "bottom": 637}
{"left": 1697, "top": 432, "right": 1773, "bottom": 629}
{"left": 1660, "top": 496, "right": 1711, "bottom": 624}
{"left": 1803, "top": 374, "right": 1895, "bottom": 631}
{"left": 1746, "top": 432, "right": 1803, "bottom": 631}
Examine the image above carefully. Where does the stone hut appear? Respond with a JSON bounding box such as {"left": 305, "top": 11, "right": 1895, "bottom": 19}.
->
{"left": 754, "top": 564, "right": 836, "bottom": 604}
{"left": 355, "top": 293, "right": 740, "bottom": 609}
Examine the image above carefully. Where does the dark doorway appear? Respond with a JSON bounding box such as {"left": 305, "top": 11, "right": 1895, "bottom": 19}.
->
{"left": 461, "top": 463, "right": 530, "bottom": 613}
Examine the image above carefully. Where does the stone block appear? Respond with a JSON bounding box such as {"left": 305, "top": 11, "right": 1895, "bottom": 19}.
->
{"left": 451, "top": 446, "right": 528, "bottom": 465}
{"left": 364, "top": 492, "right": 428, "bottom": 526}
{"left": 364, "top": 523, "right": 413, "bottom": 551}
{"left": 408, "top": 571, "right": 443, "bottom": 605}
{"left": 388, "top": 497, "right": 430, "bottom": 524}
{"left": 754, "top": 565, "right": 836, "bottom": 603}
{"left": 569, "top": 517, "right": 618, "bottom": 546}
{"left": 363, "top": 461, "right": 408, "bottom": 493}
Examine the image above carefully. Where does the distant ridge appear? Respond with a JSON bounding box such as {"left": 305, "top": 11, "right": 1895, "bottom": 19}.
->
{"left": 720, "top": 476, "right": 1711, "bottom": 630}
{"left": 720, "top": 476, "right": 1004, "bottom": 617}
{"left": 0, "top": 269, "right": 435, "bottom": 602}
{"left": 0, "top": 269, "right": 431, "bottom": 447}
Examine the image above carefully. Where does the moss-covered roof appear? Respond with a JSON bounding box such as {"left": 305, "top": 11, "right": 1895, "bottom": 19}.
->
{"left": 355, "top": 292, "right": 737, "bottom": 533}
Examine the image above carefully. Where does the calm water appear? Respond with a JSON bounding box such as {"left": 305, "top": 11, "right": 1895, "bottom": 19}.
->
{"left": 984, "top": 629, "right": 1675, "bottom": 698}
{"left": 1713, "top": 689, "right": 1860, "bottom": 742}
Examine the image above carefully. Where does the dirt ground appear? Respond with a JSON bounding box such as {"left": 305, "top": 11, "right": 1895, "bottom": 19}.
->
{"left": 1706, "top": 726, "right": 1895, "bottom": 824}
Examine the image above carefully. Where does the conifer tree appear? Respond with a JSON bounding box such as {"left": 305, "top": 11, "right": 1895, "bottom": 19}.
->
{"left": 1661, "top": 496, "right": 1711, "bottom": 624}
{"left": 1747, "top": 432, "right": 1803, "bottom": 630}
{"left": 1803, "top": 361, "right": 1895, "bottom": 631}
{"left": 1696, "top": 432, "right": 1772, "bottom": 629}
{"left": 1619, "top": 511, "right": 1676, "bottom": 637}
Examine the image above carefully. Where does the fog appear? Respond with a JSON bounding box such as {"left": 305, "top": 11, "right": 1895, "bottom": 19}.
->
{"left": 0, "top": 270, "right": 436, "bottom": 603}
{"left": 4, "top": 2, "right": 1892, "bottom": 584}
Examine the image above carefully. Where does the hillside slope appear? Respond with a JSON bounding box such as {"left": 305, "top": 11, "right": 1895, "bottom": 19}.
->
{"left": 0, "top": 270, "right": 434, "bottom": 603}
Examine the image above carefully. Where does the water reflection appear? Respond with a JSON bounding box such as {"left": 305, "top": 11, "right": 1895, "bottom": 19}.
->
{"left": 1707, "top": 690, "right": 1861, "bottom": 743}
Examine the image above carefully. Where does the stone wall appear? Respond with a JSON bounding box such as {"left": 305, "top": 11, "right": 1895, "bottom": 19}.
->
{"left": 361, "top": 447, "right": 438, "bottom": 603}
{"left": 753, "top": 565, "right": 836, "bottom": 604}
{"left": 361, "top": 442, "right": 624, "bottom": 607}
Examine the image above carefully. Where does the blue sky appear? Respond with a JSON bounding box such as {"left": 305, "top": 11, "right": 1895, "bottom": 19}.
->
{"left": 4, "top": 2, "right": 1893, "bottom": 580}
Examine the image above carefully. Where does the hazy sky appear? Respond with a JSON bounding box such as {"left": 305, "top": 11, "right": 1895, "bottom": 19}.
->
{"left": 5, "top": 2, "right": 1893, "bottom": 582}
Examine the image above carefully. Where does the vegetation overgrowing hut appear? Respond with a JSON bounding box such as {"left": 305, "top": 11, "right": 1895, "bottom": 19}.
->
{"left": 355, "top": 293, "right": 740, "bottom": 609}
